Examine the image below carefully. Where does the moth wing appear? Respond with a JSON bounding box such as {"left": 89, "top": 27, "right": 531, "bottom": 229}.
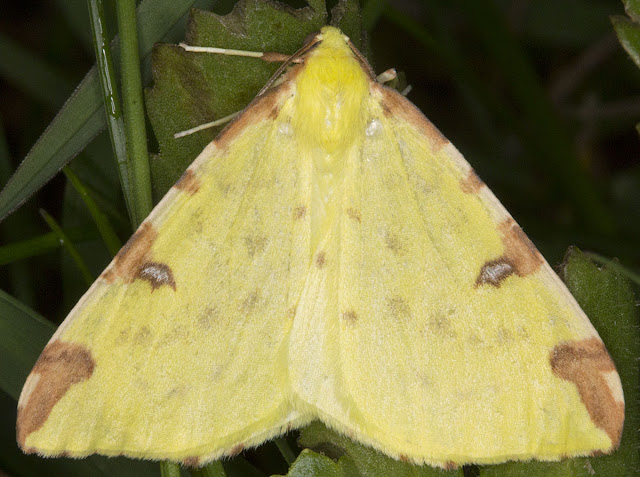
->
{"left": 290, "top": 85, "right": 624, "bottom": 467}
{"left": 17, "top": 86, "right": 314, "bottom": 464}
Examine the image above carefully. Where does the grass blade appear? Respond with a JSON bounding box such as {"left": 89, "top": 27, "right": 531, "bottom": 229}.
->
{"left": 39, "top": 209, "right": 94, "bottom": 286}
{"left": 88, "top": 0, "right": 133, "bottom": 219}
{"left": 0, "top": 289, "right": 54, "bottom": 400}
{"left": 116, "top": 0, "right": 153, "bottom": 226}
{"left": 0, "top": 227, "right": 98, "bottom": 266}
{"left": 0, "top": 0, "right": 212, "bottom": 224}
{"left": 63, "top": 166, "right": 122, "bottom": 256}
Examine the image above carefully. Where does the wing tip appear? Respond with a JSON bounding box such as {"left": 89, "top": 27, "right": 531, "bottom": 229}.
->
{"left": 550, "top": 337, "right": 625, "bottom": 447}
{"left": 16, "top": 341, "right": 95, "bottom": 449}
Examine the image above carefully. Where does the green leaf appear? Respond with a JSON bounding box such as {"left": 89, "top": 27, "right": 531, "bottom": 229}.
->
{"left": 624, "top": 0, "right": 640, "bottom": 22}
{"left": 613, "top": 15, "right": 640, "bottom": 69}
{"left": 275, "top": 436, "right": 297, "bottom": 465}
{"left": 561, "top": 248, "right": 640, "bottom": 475}
{"left": 330, "top": 0, "right": 365, "bottom": 52}
{"left": 273, "top": 448, "right": 357, "bottom": 477}
{"left": 298, "top": 422, "right": 460, "bottom": 476}
{"left": 0, "top": 71, "right": 104, "bottom": 222}
{"left": 145, "top": 0, "right": 328, "bottom": 200}
{"left": 0, "top": 289, "right": 54, "bottom": 400}
{"left": 0, "top": 117, "right": 37, "bottom": 305}
{"left": 39, "top": 208, "right": 95, "bottom": 286}
{"left": 0, "top": 0, "right": 217, "bottom": 224}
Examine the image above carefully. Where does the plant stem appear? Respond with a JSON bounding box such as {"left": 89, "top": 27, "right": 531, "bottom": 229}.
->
{"left": 116, "top": 0, "right": 153, "bottom": 228}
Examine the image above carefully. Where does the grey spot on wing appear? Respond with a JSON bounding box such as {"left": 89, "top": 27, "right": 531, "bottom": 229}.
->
{"left": 138, "top": 262, "right": 176, "bottom": 290}
{"left": 475, "top": 258, "right": 515, "bottom": 287}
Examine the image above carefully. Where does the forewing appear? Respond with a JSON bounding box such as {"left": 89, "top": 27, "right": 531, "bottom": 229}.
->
{"left": 17, "top": 86, "right": 314, "bottom": 464}
{"left": 302, "top": 85, "right": 624, "bottom": 467}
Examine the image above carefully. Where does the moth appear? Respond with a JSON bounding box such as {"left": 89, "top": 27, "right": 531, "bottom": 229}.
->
{"left": 17, "top": 26, "right": 624, "bottom": 469}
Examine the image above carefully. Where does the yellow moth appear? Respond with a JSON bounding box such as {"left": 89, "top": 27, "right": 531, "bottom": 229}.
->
{"left": 17, "top": 26, "right": 624, "bottom": 469}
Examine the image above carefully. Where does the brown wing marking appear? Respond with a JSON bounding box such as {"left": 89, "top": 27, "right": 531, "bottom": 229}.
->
{"left": 174, "top": 169, "right": 201, "bottom": 195}
{"left": 102, "top": 222, "right": 176, "bottom": 291}
{"left": 550, "top": 338, "right": 624, "bottom": 448}
{"left": 17, "top": 341, "right": 95, "bottom": 450}
{"left": 377, "top": 84, "right": 449, "bottom": 152}
{"left": 460, "top": 169, "right": 486, "bottom": 194}
{"left": 215, "top": 82, "right": 291, "bottom": 150}
{"left": 476, "top": 219, "right": 544, "bottom": 287}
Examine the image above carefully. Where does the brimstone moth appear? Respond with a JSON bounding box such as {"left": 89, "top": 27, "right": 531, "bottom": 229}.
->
{"left": 16, "top": 26, "right": 624, "bottom": 469}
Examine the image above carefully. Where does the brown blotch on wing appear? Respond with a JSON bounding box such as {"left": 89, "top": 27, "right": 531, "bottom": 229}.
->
{"left": 476, "top": 219, "right": 543, "bottom": 287}
{"left": 242, "top": 289, "right": 261, "bottom": 313}
{"left": 174, "top": 169, "right": 201, "bottom": 195}
{"left": 342, "top": 309, "right": 358, "bottom": 323}
{"left": 384, "top": 233, "right": 402, "bottom": 254}
{"left": 215, "top": 84, "right": 287, "bottom": 150}
{"left": 287, "top": 306, "right": 297, "bottom": 319}
{"left": 102, "top": 221, "right": 157, "bottom": 283}
{"left": 377, "top": 84, "right": 449, "bottom": 152}
{"left": 460, "top": 169, "right": 485, "bottom": 194}
{"left": 498, "top": 219, "right": 543, "bottom": 276}
{"left": 137, "top": 262, "right": 176, "bottom": 290}
{"left": 197, "top": 306, "right": 218, "bottom": 330}
{"left": 229, "top": 443, "right": 245, "bottom": 456}
{"left": 294, "top": 205, "right": 307, "bottom": 220}
{"left": 134, "top": 325, "right": 153, "bottom": 344}
{"left": 387, "top": 296, "right": 411, "bottom": 320}
{"left": 427, "top": 313, "right": 457, "bottom": 339}
{"left": 315, "top": 251, "right": 327, "bottom": 269}
{"left": 244, "top": 235, "right": 268, "bottom": 257}
{"left": 550, "top": 338, "right": 624, "bottom": 447}
{"left": 17, "top": 341, "right": 95, "bottom": 448}
{"left": 444, "top": 462, "right": 458, "bottom": 471}
{"left": 346, "top": 207, "right": 361, "bottom": 222}
{"left": 182, "top": 456, "right": 200, "bottom": 468}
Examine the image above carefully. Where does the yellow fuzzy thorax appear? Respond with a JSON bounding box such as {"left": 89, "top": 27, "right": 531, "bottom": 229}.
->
{"left": 291, "top": 26, "right": 370, "bottom": 153}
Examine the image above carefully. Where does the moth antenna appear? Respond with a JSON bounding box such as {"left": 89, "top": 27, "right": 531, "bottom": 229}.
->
{"left": 256, "top": 38, "right": 321, "bottom": 96}
{"left": 346, "top": 38, "right": 376, "bottom": 79}
{"left": 174, "top": 112, "right": 240, "bottom": 139}
{"left": 178, "top": 43, "right": 292, "bottom": 63}
{"left": 175, "top": 38, "right": 322, "bottom": 138}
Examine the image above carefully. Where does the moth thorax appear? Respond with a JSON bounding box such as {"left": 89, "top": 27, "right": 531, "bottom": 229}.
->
{"left": 293, "top": 48, "right": 369, "bottom": 153}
